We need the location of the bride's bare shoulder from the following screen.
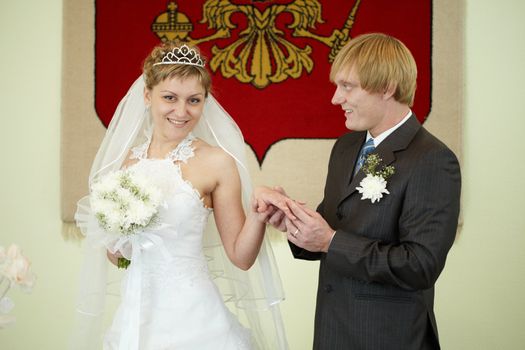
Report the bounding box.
[193,139,236,169]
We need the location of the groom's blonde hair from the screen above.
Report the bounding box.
[330,33,417,106]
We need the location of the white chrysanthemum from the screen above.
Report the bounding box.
[356,174,390,203]
[106,206,123,231]
[118,190,134,211]
[127,200,149,225]
[91,171,121,193]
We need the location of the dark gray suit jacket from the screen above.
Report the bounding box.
[291,116,461,350]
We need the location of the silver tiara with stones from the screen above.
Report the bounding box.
[153,44,205,67]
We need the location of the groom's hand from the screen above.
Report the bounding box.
[285,202,335,253]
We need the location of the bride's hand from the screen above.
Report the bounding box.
[106,249,123,266]
[251,199,279,223]
[252,186,297,223]
[253,186,294,219]
[265,207,287,232]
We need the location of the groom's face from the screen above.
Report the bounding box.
[331,66,389,137]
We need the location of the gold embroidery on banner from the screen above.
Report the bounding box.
[151,0,362,88]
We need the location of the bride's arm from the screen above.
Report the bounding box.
[211,152,291,270]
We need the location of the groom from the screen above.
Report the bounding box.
[264,33,461,349]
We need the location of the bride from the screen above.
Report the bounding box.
[71,42,290,349]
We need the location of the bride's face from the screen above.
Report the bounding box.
[145,75,206,141]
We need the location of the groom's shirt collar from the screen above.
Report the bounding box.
[366,110,412,147]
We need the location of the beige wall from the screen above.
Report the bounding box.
[0,0,524,349]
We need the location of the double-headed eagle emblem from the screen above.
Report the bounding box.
[152,0,362,88]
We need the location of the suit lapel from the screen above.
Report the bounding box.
[338,115,421,206]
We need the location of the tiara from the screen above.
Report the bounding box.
[153,44,205,67]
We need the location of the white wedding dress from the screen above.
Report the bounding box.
[103,133,253,350]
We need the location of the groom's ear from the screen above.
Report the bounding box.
[382,82,397,100]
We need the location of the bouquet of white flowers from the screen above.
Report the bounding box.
[90,169,163,268]
[0,244,36,329]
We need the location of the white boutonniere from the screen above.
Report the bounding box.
[356,154,395,203]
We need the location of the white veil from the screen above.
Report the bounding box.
[71,75,288,349]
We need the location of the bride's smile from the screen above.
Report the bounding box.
[145,75,205,142]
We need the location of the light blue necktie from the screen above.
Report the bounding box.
[353,138,375,176]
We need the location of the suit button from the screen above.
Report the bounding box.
[324,284,333,293]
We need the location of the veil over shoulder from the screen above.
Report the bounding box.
[71,75,288,349]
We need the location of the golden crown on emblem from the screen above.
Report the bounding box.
[151,1,192,42]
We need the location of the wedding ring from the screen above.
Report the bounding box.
[290,228,299,238]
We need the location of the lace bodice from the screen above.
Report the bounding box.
[126,133,206,206]
[130,132,196,163]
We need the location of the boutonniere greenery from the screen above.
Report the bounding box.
[356,154,395,203]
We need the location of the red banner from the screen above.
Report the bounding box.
[95,0,432,163]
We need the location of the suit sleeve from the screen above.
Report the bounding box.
[326,146,461,291]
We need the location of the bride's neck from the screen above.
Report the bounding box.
[149,132,190,158]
